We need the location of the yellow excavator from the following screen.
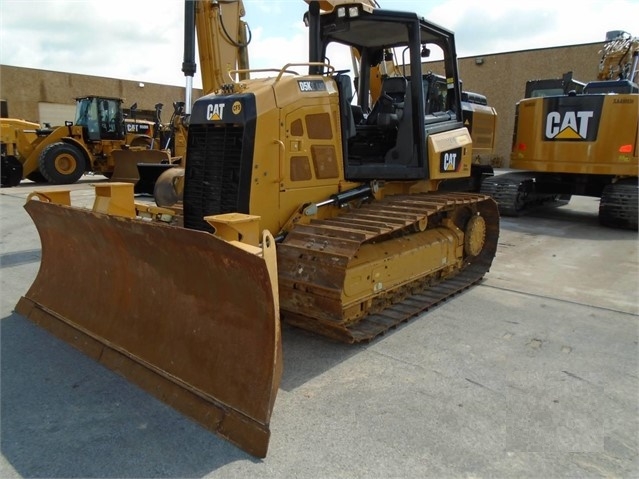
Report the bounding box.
[15,0,499,457]
[480,30,638,229]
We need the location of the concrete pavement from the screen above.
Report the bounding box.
[1,178,637,478]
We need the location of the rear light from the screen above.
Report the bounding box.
[518,143,527,151]
[619,144,633,153]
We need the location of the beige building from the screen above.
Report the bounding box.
[0,41,603,165]
[0,66,203,127]
[450,42,602,165]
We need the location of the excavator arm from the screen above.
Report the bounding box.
[597,30,639,82]
[193,0,251,93]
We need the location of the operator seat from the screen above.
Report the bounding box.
[366,77,407,126]
[334,74,356,139]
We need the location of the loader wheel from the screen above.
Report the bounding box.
[38,142,86,185]
[1,155,23,187]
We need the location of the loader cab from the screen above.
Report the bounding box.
[74,96,125,142]
[308,2,464,181]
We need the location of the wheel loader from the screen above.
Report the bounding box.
[480,31,638,229]
[15,1,499,458]
[131,100,189,198]
[0,95,167,187]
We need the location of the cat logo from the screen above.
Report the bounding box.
[126,123,150,133]
[542,96,603,141]
[207,103,225,121]
[439,147,462,173]
[545,111,594,140]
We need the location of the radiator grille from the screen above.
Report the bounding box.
[184,124,245,231]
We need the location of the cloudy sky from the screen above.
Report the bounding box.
[2,0,638,90]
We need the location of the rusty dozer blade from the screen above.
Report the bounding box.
[15,198,282,458]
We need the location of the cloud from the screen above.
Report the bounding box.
[1,0,638,89]
[247,23,308,72]
[246,0,285,15]
[428,0,639,57]
[1,0,185,86]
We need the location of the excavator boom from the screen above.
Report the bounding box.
[194,0,250,93]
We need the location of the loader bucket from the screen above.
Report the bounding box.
[110,149,171,187]
[136,162,178,196]
[15,198,282,458]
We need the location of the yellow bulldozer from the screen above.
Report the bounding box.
[15,0,500,457]
[480,30,638,230]
[0,95,170,187]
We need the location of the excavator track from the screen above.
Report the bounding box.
[480,173,569,216]
[479,175,526,216]
[599,179,639,230]
[277,192,499,343]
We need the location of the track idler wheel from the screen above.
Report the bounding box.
[464,213,487,257]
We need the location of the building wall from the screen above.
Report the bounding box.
[0,65,203,125]
[1,41,604,165]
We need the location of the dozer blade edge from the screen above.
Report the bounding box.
[15,199,282,458]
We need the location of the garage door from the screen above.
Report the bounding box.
[38,102,76,127]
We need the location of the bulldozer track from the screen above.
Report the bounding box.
[278,191,499,343]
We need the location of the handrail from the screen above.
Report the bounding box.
[227,62,335,83]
